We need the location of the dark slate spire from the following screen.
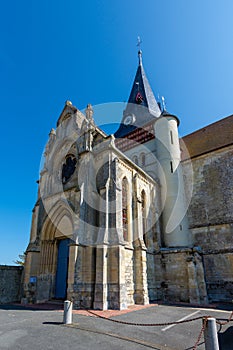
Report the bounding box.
[115,50,161,138]
[126,50,161,117]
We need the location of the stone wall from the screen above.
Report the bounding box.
[183,145,233,302]
[0,266,23,304]
[184,147,233,229]
[151,249,208,304]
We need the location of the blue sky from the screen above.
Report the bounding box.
[0,0,233,264]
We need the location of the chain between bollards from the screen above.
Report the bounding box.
[63,300,73,324]
[63,303,232,349]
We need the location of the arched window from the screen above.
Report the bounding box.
[133,155,138,165]
[141,153,146,166]
[122,177,129,241]
[141,190,147,246]
[62,155,77,184]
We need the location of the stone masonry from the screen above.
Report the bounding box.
[0,266,23,304]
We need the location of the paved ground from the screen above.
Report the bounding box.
[0,302,232,350]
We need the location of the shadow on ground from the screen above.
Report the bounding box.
[0,303,63,312]
[158,301,233,312]
[218,326,233,350]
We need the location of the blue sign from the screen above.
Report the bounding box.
[30,276,37,283]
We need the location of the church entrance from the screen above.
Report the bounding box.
[55,238,70,299]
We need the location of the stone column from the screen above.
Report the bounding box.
[107,245,128,310]
[94,181,109,310]
[67,243,78,299]
[134,240,149,305]
[81,245,96,308]
[133,174,149,305]
[93,245,108,310]
[118,245,128,309]
[30,205,39,242]
[194,252,208,304]
[187,256,200,303]
[96,186,109,244]
[145,206,157,301]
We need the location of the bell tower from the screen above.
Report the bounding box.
[114,48,208,304]
[115,50,192,248]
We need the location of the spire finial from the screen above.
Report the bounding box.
[137,36,142,50]
[85,103,94,122]
[137,36,143,65]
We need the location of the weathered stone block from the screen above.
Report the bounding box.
[0,266,23,304]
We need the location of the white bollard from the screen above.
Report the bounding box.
[63,300,73,324]
[204,317,219,350]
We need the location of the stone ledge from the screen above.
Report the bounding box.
[154,247,202,255]
[0,265,23,270]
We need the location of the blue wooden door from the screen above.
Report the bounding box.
[55,239,70,299]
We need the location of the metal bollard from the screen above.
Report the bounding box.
[204,317,219,350]
[63,300,73,324]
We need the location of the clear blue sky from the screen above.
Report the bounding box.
[1,0,233,265]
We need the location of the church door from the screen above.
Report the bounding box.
[55,238,70,299]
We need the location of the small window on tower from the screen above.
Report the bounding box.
[170,161,173,173]
[170,131,174,144]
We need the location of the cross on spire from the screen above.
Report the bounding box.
[137,36,142,50]
[137,36,143,65]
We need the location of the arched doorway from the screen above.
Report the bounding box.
[54,213,73,299]
[55,238,70,299]
[39,203,74,302]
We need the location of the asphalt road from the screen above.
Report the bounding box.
[0,303,232,350]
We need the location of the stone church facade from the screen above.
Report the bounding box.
[23,51,233,309]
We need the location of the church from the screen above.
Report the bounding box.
[23,50,233,309]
